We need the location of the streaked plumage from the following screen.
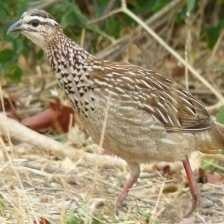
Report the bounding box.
[8,9,224,216]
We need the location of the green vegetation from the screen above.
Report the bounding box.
[216,106,224,124]
[0,194,6,216]
[1,0,224,81]
[64,212,83,224]
[63,211,105,224]
[202,159,224,173]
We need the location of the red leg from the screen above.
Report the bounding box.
[182,156,200,216]
[115,162,140,211]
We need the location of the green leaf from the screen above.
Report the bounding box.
[151,0,170,13]
[0,194,5,216]
[216,106,224,124]
[131,0,170,14]
[7,65,23,82]
[206,26,220,48]
[60,2,88,28]
[94,0,110,16]
[0,3,8,21]
[36,49,44,60]
[65,213,83,224]
[205,20,224,48]
[61,10,76,27]
[104,18,122,38]
[0,49,15,63]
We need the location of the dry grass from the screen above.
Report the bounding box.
[0,137,224,224]
[1,1,224,223]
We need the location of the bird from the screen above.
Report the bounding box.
[8,9,224,216]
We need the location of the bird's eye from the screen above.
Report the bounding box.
[30,19,40,27]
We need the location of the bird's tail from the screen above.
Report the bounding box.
[195,121,224,154]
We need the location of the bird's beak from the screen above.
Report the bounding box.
[7,20,24,34]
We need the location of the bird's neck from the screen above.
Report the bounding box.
[45,31,97,115]
[46,31,92,75]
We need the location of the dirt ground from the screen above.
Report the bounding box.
[0,136,224,224]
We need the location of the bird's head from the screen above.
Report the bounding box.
[7,9,61,49]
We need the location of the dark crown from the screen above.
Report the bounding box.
[22,9,52,19]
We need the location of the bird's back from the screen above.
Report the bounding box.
[45,31,217,162]
[86,60,211,131]
[70,60,215,162]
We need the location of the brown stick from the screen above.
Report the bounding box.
[0,113,126,167]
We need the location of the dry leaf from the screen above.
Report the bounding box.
[198,168,224,184]
[22,99,74,133]
[33,217,50,224]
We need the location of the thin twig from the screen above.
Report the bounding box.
[88,8,122,25]
[184,15,193,91]
[80,29,86,48]
[99,94,111,148]
[28,0,62,9]
[202,153,224,162]
[96,0,183,59]
[150,181,165,224]
[103,0,117,15]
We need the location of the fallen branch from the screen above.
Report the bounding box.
[0,113,126,167]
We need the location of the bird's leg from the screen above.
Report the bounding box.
[115,162,140,211]
[182,156,200,216]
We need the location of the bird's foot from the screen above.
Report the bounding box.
[183,157,200,217]
[115,162,140,215]
[115,190,128,215]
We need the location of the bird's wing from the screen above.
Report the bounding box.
[89,60,211,132]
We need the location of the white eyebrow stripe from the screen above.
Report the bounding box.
[23,15,57,26]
